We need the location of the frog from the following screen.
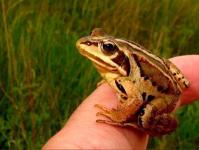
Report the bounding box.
[76,28,189,136]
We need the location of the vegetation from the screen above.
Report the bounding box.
[0,0,199,149]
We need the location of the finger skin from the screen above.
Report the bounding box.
[43,84,148,149]
[43,55,199,149]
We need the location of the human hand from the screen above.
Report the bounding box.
[43,55,199,150]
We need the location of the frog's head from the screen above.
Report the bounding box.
[76,28,130,77]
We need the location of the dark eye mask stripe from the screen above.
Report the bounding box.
[112,52,130,75]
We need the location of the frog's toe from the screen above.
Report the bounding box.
[96,119,122,126]
[94,104,112,113]
[96,119,140,130]
[96,111,110,117]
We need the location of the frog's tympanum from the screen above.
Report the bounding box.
[76,28,189,136]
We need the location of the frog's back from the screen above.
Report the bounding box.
[115,39,182,95]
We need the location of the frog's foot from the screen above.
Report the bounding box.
[95,104,114,118]
[95,104,144,131]
[95,104,128,123]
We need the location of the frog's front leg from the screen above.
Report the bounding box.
[138,97,178,136]
[95,77,143,124]
[97,79,106,87]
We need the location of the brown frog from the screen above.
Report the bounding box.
[76,28,189,136]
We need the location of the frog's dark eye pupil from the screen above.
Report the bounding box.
[102,42,117,54]
[103,43,114,51]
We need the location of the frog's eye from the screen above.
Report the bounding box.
[101,41,118,55]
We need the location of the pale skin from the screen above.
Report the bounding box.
[43,55,199,150]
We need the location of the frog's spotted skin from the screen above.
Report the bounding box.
[76,28,189,136]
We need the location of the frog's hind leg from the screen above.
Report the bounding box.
[138,97,178,136]
[146,113,177,136]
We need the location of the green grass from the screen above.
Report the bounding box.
[0,0,199,149]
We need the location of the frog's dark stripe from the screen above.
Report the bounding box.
[184,81,189,88]
[138,117,143,127]
[142,93,155,102]
[147,95,155,101]
[157,86,164,91]
[121,95,128,100]
[132,54,144,77]
[112,51,126,65]
[152,81,156,86]
[112,51,130,75]
[137,108,145,127]
[115,80,127,94]
[142,92,146,101]
[123,58,130,75]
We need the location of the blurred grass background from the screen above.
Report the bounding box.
[0,0,199,149]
